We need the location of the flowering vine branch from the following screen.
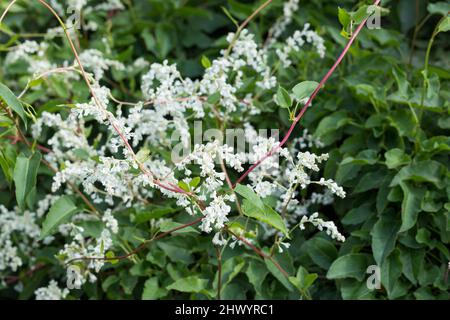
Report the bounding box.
[233,0,382,187]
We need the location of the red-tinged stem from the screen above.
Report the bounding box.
[5,263,46,285]
[5,135,52,153]
[233,0,381,188]
[65,216,204,265]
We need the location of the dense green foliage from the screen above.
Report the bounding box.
[0,0,448,300]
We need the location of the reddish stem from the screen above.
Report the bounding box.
[233,0,381,187]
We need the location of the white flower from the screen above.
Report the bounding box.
[78,49,125,81]
[200,193,233,233]
[300,212,345,242]
[317,178,346,198]
[35,280,69,300]
[102,210,119,234]
[266,0,300,45]
[276,24,326,68]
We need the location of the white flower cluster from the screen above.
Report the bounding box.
[201,193,234,233]
[266,0,300,46]
[317,178,346,198]
[35,280,69,300]
[57,211,118,289]
[300,212,345,242]
[5,40,55,76]
[276,23,326,67]
[2,17,338,293]
[0,201,49,274]
[0,196,59,287]
[78,49,125,81]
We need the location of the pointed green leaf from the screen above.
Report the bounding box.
[326,253,369,281]
[292,81,319,101]
[166,276,208,293]
[0,82,27,128]
[371,216,400,265]
[275,86,292,109]
[40,196,80,239]
[398,182,425,232]
[242,199,289,237]
[13,152,41,210]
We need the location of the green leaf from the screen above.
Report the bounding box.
[289,266,318,292]
[0,82,27,128]
[437,16,450,33]
[221,6,239,29]
[399,248,424,285]
[275,86,292,109]
[384,148,410,169]
[305,237,338,269]
[264,256,293,291]
[142,278,167,300]
[13,152,41,210]
[427,2,450,16]
[352,5,370,24]
[158,220,199,235]
[207,92,221,104]
[380,250,403,299]
[166,276,208,293]
[178,180,190,192]
[353,169,386,193]
[314,110,350,143]
[398,182,426,233]
[388,108,417,137]
[245,261,268,297]
[390,160,446,189]
[0,149,13,185]
[201,55,211,68]
[105,251,119,264]
[241,199,289,237]
[189,177,201,189]
[338,7,351,38]
[371,216,400,265]
[340,279,375,300]
[342,203,373,225]
[135,148,150,163]
[326,253,369,281]
[234,184,264,209]
[292,81,319,101]
[40,196,80,239]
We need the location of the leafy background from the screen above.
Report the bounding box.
[0,0,449,299]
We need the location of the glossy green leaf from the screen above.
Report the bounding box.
[398,182,425,233]
[40,196,80,239]
[326,253,369,281]
[241,199,289,237]
[371,216,400,265]
[291,81,319,101]
[166,276,208,293]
